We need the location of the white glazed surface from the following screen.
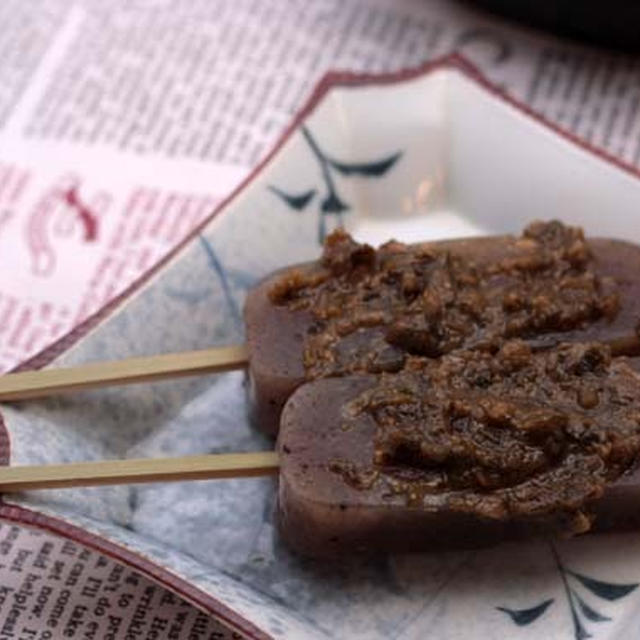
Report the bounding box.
[3,66,640,639]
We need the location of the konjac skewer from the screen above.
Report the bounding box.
[246,221,640,434]
[277,341,640,556]
[3,221,640,557]
[2,340,640,559]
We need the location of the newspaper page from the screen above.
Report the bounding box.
[0,522,240,640]
[1,0,639,636]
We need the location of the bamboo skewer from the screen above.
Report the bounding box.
[0,334,638,404]
[0,452,279,492]
[0,344,249,402]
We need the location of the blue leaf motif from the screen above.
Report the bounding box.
[268,186,316,210]
[572,591,611,622]
[568,571,639,601]
[198,235,242,329]
[570,605,592,640]
[321,192,349,214]
[496,599,554,626]
[327,151,402,176]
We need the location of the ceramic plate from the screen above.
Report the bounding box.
[3,55,640,640]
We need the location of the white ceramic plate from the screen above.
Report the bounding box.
[3,55,640,640]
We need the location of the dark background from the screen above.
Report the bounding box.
[469,1,640,52]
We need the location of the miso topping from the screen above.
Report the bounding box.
[269,222,621,381]
[335,342,640,528]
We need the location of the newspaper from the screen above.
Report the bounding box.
[1,0,639,636]
[0,522,239,640]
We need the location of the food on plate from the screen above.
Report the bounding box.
[245,221,640,435]
[277,341,640,555]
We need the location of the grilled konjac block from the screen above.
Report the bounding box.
[245,222,640,435]
[277,343,640,556]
